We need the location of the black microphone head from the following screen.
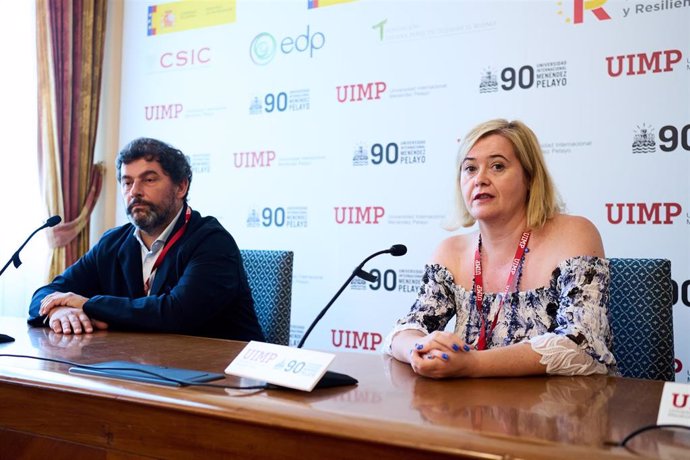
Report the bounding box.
[390,244,407,256]
[46,215,62,227]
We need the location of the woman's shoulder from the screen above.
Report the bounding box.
[430,232,475,266]
[542,213,605,259]
[427,232,477,287]
[549,213,597,230]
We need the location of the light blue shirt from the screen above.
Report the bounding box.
[134,206,183,295]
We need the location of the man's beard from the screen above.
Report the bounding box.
[127,198,177,234]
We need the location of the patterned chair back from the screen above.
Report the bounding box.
[241,250,293,345]
[608,258,674,381]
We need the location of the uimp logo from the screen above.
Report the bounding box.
[557,0,611,24]
[336,82,387,103]
[249,26,325,65]
[233,150,275,168]
[144,103,183,121]
[331,329,383,351]
[606,49,683,77]
[672,392,690,409]
[605,202,682,224]
[334,206,385,224]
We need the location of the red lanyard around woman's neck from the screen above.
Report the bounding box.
[473,231,531,350]
[144,206,192,295]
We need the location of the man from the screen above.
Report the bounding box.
[28,138,265,342]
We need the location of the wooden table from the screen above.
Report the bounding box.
[0,317,687,459]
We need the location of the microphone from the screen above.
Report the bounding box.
[0,215,61,278]
[0,215,60,343]
[294,244,407,389]
[298,244,408,349]
[45,215,62,227]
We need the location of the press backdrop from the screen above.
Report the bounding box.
[116,0,690,380]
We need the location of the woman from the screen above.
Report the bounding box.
[385,119,616,378]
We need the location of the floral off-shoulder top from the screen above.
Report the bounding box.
[384,256,618,375]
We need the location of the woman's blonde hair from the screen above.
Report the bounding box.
[447,119,562,230]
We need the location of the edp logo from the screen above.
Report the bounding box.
[250,25,325,65]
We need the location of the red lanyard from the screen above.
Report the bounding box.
[144,206,192,295]
[473,231,530,350]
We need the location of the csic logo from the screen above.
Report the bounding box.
[233,150,275,168]
[249,26,325,65]
[334,206,385,224]
[557,0,611,24]
[336,82,387,103]
[331,329,383,351]
[159,47,210,68]
[606,49,683,77]
[479,61,567,94]
[144,104,183,121]
[632,123,690,154]
[605,202,682,224]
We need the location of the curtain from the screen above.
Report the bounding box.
[36,0,107,280]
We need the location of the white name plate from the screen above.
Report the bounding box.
[225,341,335,392]
[657,382,690,427]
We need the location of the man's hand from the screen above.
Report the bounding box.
[39,292,89,316]
[46,306,108,335]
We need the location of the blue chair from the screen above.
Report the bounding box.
[608,258,674,381]
[240,250,293,346]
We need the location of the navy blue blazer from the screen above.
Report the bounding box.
[28,207,265,342]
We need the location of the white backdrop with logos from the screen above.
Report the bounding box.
[116,0,690,380]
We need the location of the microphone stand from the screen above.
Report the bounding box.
[295,245,407,389]
[297,248,392,349]
[0,224,49,277]
[0,216,61,343]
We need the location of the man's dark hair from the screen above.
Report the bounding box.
[116,137,193,201]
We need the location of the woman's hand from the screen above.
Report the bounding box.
[409,331,475,378]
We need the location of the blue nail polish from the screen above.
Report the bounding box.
[452,343,460,352]
[463,344,471,352]
[415,343,423,350]
[442,353,449,360]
